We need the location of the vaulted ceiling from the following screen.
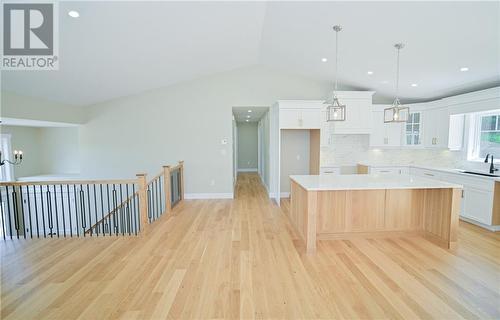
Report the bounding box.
[2,1,499,106]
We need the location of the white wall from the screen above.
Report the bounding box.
[0,125,80,178]
[1,91,86,124]
[39,127,80,174]
[80,65,331,195]
[259,110,271,189]
[280,129,310,194]
[0,125,41,178]
[237,122,258,170]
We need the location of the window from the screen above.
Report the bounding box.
[468,111,500,161]
[405,112,421,145]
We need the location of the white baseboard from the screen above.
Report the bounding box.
[237,168,258,172]
[184,193,234,200]
[460,216,500,232]
[280,192,290,198]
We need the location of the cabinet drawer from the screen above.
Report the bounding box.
[371,167,401,175]
[409,167,442,180]
[320,167,341,175]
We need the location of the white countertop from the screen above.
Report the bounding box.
[290,174,462,191]
[357,162,500,182]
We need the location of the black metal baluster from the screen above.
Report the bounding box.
[66,185,73,237]
[159,176,164,215]
[5,186,12,239]
[52,185,60,238]
[12,187,20,239]
[171,173,175,204]
[132,184,137,235]
[126,184,131,235]
[59,185,66,237]
[39,185,46,238]
[19,186,26,239]
[92,185,98,236]
[119,184,124,236]
[73,185,79,237]
[147,186,152,223]
[107,184,111,236]
[0,187,6,240]
[86,185,92,236]
[80,186,86,237]
[100,184,104,236]
[155,179,159,219]
[25,186,33,238]
[112,185,118,235]
[46,187,53,237]
[33,185,39,238]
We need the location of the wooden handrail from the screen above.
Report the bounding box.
[85,191,139,234]
[0,178,138,187]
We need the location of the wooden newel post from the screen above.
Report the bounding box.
[136,173,148,233]
[178,161,184,201]
[163,165,172,213]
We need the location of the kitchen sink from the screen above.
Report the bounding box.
[462,171,500,178]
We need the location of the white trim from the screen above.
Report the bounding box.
[238,168,258,172]
[280,192,290,198]
[460,216,500,232]
[184,193,234,200]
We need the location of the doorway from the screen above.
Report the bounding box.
[231,107,270,195]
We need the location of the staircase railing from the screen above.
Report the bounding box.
[0,162,185,240]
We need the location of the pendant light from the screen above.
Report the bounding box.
[325,25,346,122]
[384,43,409,123]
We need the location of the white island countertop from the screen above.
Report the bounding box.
[290,174,462,191]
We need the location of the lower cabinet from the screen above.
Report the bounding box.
[462,187,493,225]
[410,167,497,228]
[320,166,341,175]
[360,165,409,175]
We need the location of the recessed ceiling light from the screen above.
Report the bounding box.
[245,119,249,122]
[460,67,469,72]
[247,110,252,113]
[321,58,328,62]
[246,115,250,118]
[367,71,374,75]
[68,10,79,18]
[411,83,418,87]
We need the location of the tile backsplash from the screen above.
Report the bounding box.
[320,134,491,172]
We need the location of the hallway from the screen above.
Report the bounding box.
[1,173,499,319]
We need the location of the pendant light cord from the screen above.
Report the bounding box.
[334,29,339,92]
[395,46,400,100]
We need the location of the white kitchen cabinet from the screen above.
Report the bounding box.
[330,91,375,134]
[370,110,403,147]
[423,107,449,148]
[320,166,341,175]
[448,114,465,150]
[320,111,331,146]
[279,107,322,129]
[360,164,409,175]
[462,187,493,225]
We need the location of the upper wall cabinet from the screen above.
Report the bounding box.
[370,109,403,147]
[329,91,375,134]
[422,106,450,149]
[277,100,323,129]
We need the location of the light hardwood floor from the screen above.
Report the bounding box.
[1,173,499,319]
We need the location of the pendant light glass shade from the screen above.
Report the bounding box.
[384,98,409,123]
[384,43,409,123]
[325,94,346,121]
[325,25,346,122]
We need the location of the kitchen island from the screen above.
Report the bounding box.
[289,174,462,253]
